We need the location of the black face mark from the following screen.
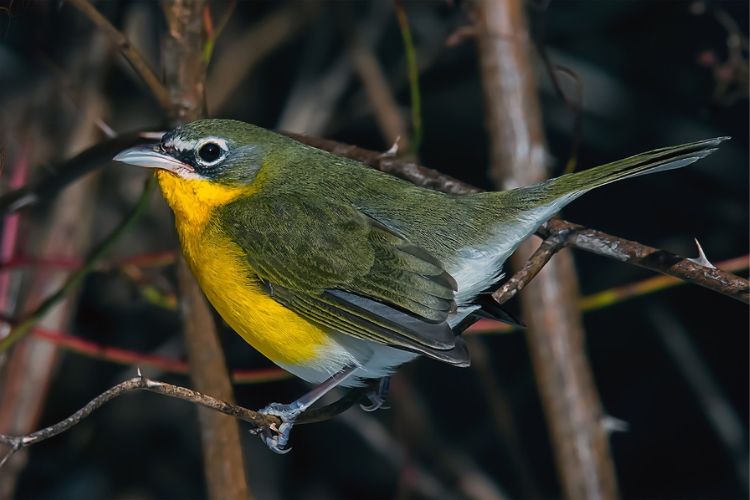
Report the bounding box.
[198,142,222,163]
[159,130,231,179]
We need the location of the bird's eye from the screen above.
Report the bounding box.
[197,142,223,164]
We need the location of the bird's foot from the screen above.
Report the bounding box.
[256,401,304,454]
[360,376,391,412]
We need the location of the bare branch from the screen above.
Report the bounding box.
[492,231,568,305]
[0,375,367,470]
[288,133,749,305]
[541,219,749,304]
[65,0,172,111]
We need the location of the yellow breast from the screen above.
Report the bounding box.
[156,171,330,365]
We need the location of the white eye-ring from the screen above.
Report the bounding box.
[195,137,229,167]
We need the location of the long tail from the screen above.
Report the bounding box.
[449,137,727,304]
[529,136,728,206]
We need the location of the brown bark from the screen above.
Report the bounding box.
[470,1,619,499]
[161,1,250,498]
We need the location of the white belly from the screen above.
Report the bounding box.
[274,333,419,387]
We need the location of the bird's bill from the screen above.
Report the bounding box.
[113,145,195,175]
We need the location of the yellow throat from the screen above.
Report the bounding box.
[155,170,330,365]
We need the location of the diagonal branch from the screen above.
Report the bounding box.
[288,133,749,305]
[0,374,367,470]
[65,0,172,111]
[540,219,749,303]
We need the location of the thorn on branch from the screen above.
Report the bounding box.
[689,238,716,268]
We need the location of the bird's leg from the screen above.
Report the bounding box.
[360,376,391,412]
[257,365,358,453]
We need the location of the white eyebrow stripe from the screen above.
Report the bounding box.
[166,136,197,152]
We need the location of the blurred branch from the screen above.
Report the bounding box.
[0,132,149,215]
[19,252,746,373]
[160,1,250,498]
[201,0,236,64]
[0,37,114,498]
[0,374,367,470]
[469,0,618,497]
[650,306,749,493]
[390,375,511,499]
[579,254,749,310]
[0,250,176,273]
[0,177,156,354]
[394,1,422,153]
[350,36,408,149]
[276,1,388,135]
[208,3,318,113]
[29,327,290,384]
[692,2,749,105]
[533,7,584,174]
[65,0,172,111]
[287,133,749,304]
[462,337,540,497]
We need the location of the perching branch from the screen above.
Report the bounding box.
[0,130,743,358]
[0,374,368,470]
[491,228,568,305]
[288,133,749,305]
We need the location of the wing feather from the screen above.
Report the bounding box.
[219,193,468,365]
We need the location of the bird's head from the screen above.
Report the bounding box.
[114,119,282,185]
[114,119,285,225]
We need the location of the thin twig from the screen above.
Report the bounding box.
[0,375,366,470]
[492,230,568,305]
[541,219,749,304]
[65,0,172,111]
[579,254,749,310]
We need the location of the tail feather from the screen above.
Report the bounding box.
[540,136,728,203]
[451,137,727,304]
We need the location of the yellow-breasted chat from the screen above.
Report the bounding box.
[114,119,725,453]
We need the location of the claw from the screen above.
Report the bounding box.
[360,393,388,412]
[257,401,304,454]
[360,377,391,412]
[252,366,359,453]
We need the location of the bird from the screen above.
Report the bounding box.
[114,119,725,452]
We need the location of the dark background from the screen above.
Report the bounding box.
[0,1,747,499]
